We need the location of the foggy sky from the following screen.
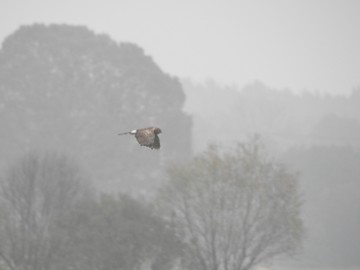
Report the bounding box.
[0,0,359,96]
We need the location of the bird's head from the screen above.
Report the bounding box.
[154,127,162,134]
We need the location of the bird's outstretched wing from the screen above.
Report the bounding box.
[118,131,130,136]
[135,128,156,148]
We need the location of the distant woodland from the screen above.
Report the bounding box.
[0,24,359,269]
[182,79,360,268]
[182,79,360,152]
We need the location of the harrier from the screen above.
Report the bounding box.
[118,127,162,149]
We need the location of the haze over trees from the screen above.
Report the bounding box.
[182,79,360,152]
[157,139,303,270]
[182,79,360,269]
[0,152,88,270]
[59,193,182,270]
[0,24,191,194]
[0,23,194,268]
[282,146,360,268]
[0,152,182,270]
[1,22,357,270]
[0,140,302,270]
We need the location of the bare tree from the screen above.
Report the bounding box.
[0,152,88,270]
[157,138,304,270]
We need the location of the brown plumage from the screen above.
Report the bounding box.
[118,127,162,149]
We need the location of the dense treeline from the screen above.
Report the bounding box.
[182,79,360,152]
[0,24,191,195]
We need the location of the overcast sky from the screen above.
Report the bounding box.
[1,0,359,95]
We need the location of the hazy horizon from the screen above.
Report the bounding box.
[1,0,359,96]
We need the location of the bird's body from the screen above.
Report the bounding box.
[118,127,162,149]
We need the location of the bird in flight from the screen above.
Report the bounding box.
[118,127,162,149]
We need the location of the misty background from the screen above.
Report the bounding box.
[1,0,360,96]
[0,1,359,270]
